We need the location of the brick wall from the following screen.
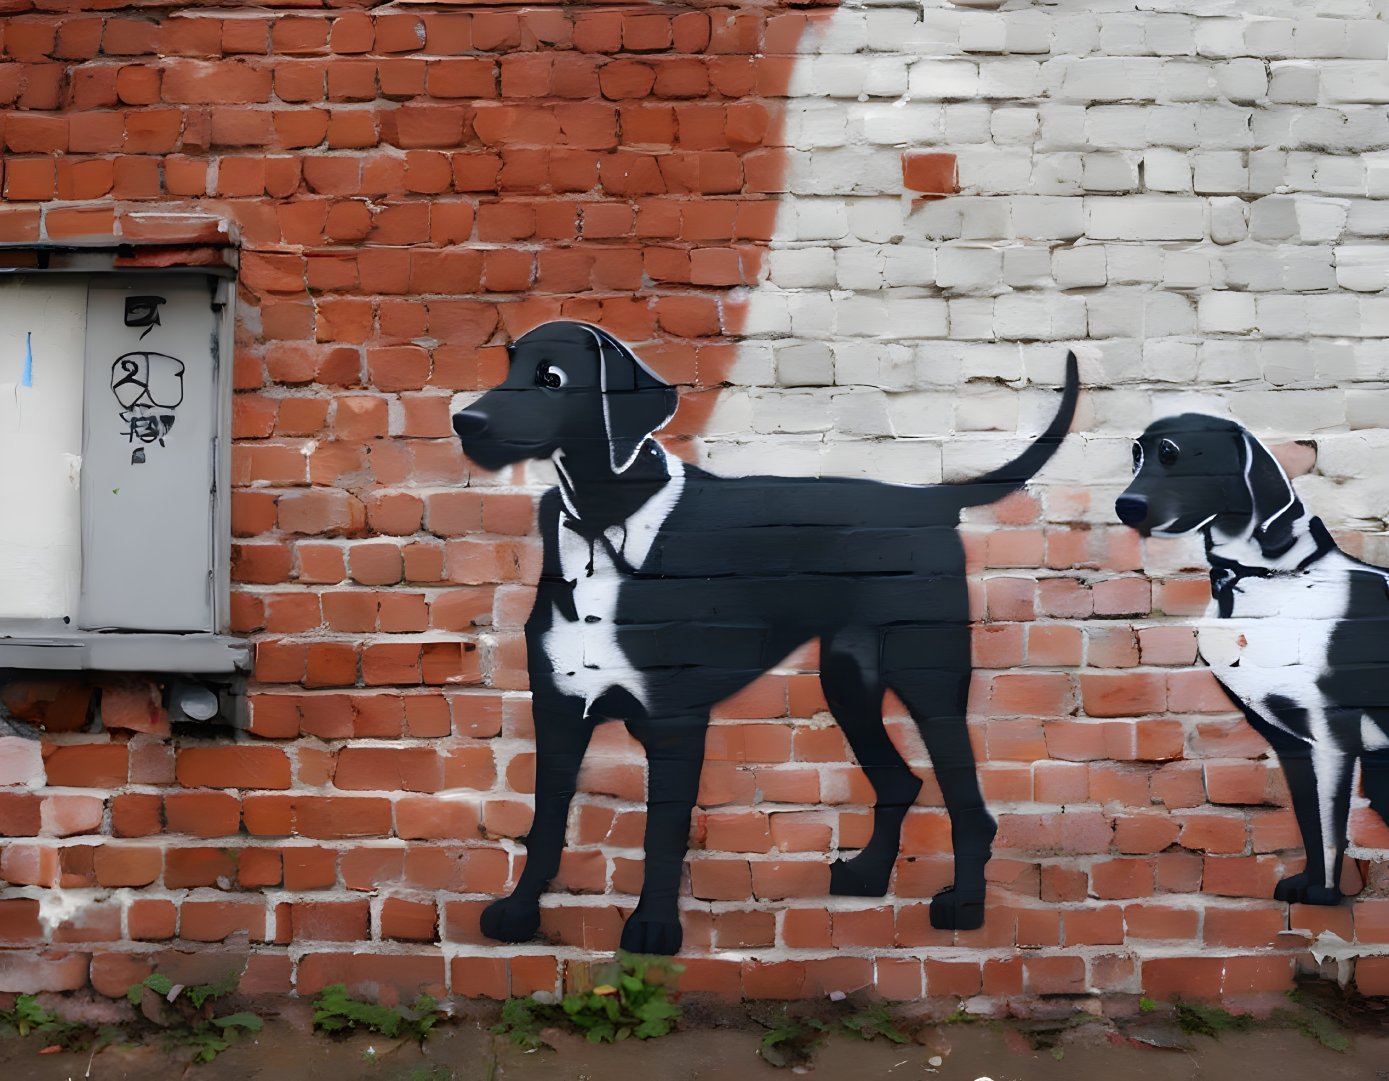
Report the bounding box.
[2,0,1389,1009]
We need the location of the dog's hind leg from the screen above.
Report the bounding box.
[1235,696,1348,905]
[823,629,921,897]
[480,695,593,943]
[620,713,709,956]
[886,623,995,931]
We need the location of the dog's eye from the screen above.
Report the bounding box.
[1131,443,1143,473]
[537,364,568,389]
[1158,438,1179,466]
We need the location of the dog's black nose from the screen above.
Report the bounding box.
[452,410,489,438]
[1115,494,1148,526]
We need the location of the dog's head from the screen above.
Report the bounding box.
[1115,413,1302,555]
[452,321,678,473]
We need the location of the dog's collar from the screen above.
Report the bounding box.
[1207,515,1335,617]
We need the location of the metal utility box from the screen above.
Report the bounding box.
[0,268,243,674]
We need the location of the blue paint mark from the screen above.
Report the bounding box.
[20,331,32,388]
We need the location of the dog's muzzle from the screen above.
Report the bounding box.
[1115,493,1148,527]
[452,410,489,438]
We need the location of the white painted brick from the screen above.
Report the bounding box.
[1192,18,1245,60]
[1002,246,1053,289]
[1141,148,1191,192]
[1245,19,1296,59]
[835,296,950,339]
[956,388,1019,431]
[1031,153,1084,195]
[1268,61,1319,104]
[785,103,848,149]
[956,147,1034,193]
[804,7,867,54]
[792,199,850,241]
[1086,196,1206,241]
[886,391,954,438]
[768,247,836,289]
[959,342,1024,381]
[1314,156,1365,196]
[1253,295,1309,339]
[1142,340,1200,382]
[1343,19,1389,60]
[787,291,835,339]
[883,244,938,287]
[1050,14,1100,57]
[1082,152,1139,192]
[1052,245,1107,288]
[725,341,775,386]
[943,102,993,144]
[1291,18,1347,60]
[1011,197,1086,240]
[1196,340,1261,383]
[702,387,754,435]
[857,103,943,146]
[775,341,835,387]
[834,246,886,291]
[1198,291,1257,334]
[1056,58,1164,102]
[1249,196,1300,242]
[1334,246,1389,292]
[935,244,1005,293]
[1104,245,1163,285]
[821,438,942,486]
[959,14,1007,54]
[848,198,907,244]
[1231,389,1345,433]
[990,107,1039,145]
[749,388,834,434]
[1296,197,1350,242]
[1038,104,1089,151]
[1161,249,1211,289]
[833,342,917,391]
[958,198,1012,240]
[907,59,979,100]
[739,291,792,337]
[1282,248,1336,291]
[1151,13,1198,54]
[1206,197,1247,246]
[1215,58,1268,103]
[1192,151,1248,194]
[1003,11,1058,55]
[1305,294,1361,336]
[977,59,1044,98]
[1145,105,1200,148]
[1196,105,1255,150]
[863,59,910,98]
[829,388,893,435]
[1098,14,1147,56]
[1248,149,1288,195]
[1162,61,1216,103]
[1365,154,1389,198]
[946,298,996,340]
[1346,200,1389,238]
[993,293,1087,340]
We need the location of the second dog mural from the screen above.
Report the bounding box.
[452,320,1079,955]
[1118,415,1389,907]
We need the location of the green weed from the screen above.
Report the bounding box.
[126,973,264,1063]
[312,984,447,1042]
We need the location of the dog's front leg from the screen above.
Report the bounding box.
[620,713,709,956]
[480,693,593,943]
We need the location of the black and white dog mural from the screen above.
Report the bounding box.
[1118,415,1389,906]
[453,320,1079,954]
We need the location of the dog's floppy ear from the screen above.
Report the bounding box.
[1240,430,1302,557]
[591,328,678,473]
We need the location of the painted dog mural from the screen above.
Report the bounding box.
[452,320,1079,955]
[1117,415,1389,906]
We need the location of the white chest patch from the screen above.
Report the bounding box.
[1196,556,1350,741]
[543,453,685,713]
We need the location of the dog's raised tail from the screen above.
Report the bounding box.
[946,350,1080,511]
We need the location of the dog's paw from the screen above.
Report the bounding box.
[479,896,541,943]
[929,887,986,931]
[829,855,892,897]
[619,913,683,956]
[1275,875,1342,906]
